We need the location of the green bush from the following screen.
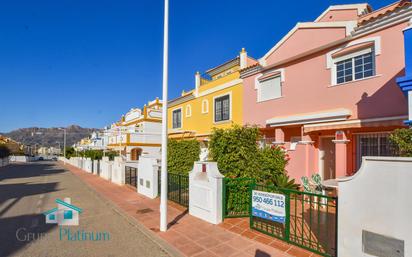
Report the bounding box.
[0,144,11,158]
[209,125,261,178]
[168,139,200,174]
[389,128,412,157]
[209,125,292,186]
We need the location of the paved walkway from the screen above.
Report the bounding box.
[62,162,319,257]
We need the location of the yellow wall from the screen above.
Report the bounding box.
[168,71,243,138]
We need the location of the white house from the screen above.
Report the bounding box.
[106,98,162,161]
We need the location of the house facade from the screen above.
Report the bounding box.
[107,98,162,161]
[168,49,257,145]
[241,1,411,181]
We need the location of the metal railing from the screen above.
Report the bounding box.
[158,172,189,207]
[125,166,137,188]
[250,183,337,257]
[222,177,255,218]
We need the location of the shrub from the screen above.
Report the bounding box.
[209,125,292,186]
[259,145,289,184]
[0,144,11,158]
[389,128,412,157]
[168,139,200,174]
[209,125,261,178]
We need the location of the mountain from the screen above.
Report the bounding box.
[1,125,99,148]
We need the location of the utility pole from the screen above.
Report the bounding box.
[160,0,169,232]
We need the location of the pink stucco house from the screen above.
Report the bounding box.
[241,1,411,182]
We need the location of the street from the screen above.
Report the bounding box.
[0,162,172,257]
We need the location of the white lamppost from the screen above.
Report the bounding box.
[59,128,67,164]
[160,0,169,232]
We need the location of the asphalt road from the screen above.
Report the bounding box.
[0,162,172,257]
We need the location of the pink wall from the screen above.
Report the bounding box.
[265,27,346,65]
[285,142,318,182]
[243,22,409,127]
[317,9,360,22]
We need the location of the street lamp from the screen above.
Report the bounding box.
[59,128,67,164]
[160,0,169,232]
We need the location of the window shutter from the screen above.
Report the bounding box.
[258,76,281,102]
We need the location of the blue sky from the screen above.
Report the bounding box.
[0,0,394,132]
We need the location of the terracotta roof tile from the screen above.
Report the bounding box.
[358,0,411,25]
[239,63,261,73]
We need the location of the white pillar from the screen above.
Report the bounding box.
[240,48,247,69]
[160,0,169,232]
[189,161,224,224]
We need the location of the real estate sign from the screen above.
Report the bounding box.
[251,190,286,224]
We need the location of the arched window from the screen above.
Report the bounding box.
[201,100,209,114]
[186,105,192,117]
[131,148,143,161]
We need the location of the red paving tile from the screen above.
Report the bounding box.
[62,162,317,257]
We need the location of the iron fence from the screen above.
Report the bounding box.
[158,171,189,207]
[222,177,255,218]
[125,166,137,188]
[250,183,337,257]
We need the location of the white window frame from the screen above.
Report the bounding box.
[171,107,183,129]
[213,92,232,124]
[201,99,209,114]
[185,104,192,117]
[255,69,285,103]
[332,48,376,85]
[327,37,381,86]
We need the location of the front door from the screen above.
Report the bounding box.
[320,137,336,180]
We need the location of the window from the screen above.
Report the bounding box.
[335,50,375,85]
[201,100,209,114]
[185,105,192,117]
[49,214,56,220]
[172,109,182,129]
[64,210,73,220]
[257,76,282,102]
[214,95,230,122]
[356,133,398,169]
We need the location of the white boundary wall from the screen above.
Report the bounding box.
[100,157,112,181]
[0,157,9,167]
[84,158,92,173]
[111,157,125,185]
[137,157,158,198]
[338,156,412,257]
[189,161,224,224]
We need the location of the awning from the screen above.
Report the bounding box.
[266,108,352,127]
[303,115,408,133]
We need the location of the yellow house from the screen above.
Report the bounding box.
[168,49,257,142]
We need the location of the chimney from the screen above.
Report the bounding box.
[240,48,247,69]
[195,71,200,97]
[64,197,71,204]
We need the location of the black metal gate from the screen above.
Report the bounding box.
[125,166,137,188]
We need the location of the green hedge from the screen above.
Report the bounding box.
[209,125,294,187]
[168,139,200,174]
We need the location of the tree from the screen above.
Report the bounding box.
[0,144,11,158]
[389,128,412,157]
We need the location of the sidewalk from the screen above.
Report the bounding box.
[63,162,319,257]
